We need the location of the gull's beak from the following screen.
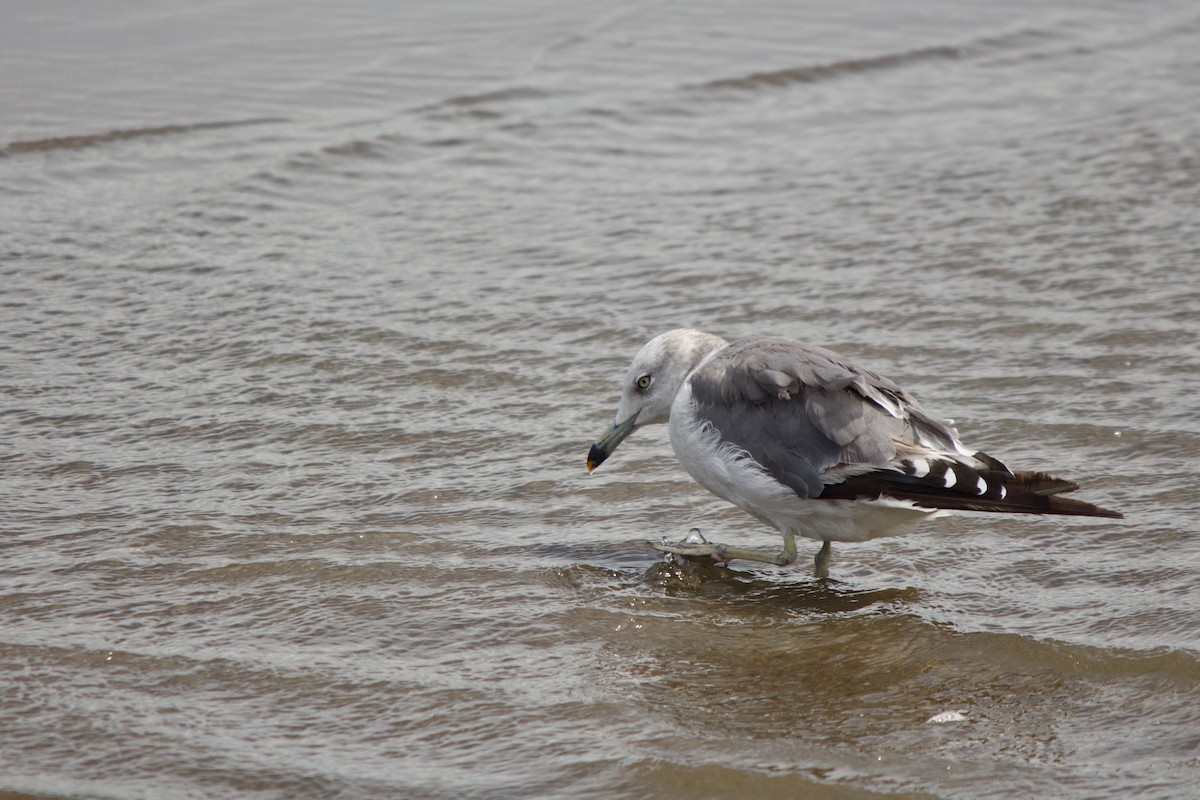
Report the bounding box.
[586,413,638,472]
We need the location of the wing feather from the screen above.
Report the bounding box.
[688,335,1123,519]
[689,336,965,498]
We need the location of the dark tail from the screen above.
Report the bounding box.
[822,452,1124,519]
[993,469,1124,519]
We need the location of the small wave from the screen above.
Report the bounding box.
[696,24,1093,93]
[699,45,963,90]
[443,87,550,107]
[412,86,552,120]
[3,117,287,155]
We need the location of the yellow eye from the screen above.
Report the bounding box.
[636,374,652,390]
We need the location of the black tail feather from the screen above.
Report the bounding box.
[820,454,1123,519]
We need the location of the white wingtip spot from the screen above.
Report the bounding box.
[910,459,930,478]
[998,485,1007,500]
[942,468,957,489]
[975,476,988,495]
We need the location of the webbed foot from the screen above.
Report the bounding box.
[647,528,727,564]
[646,528,799,567]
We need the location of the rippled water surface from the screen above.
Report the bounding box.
[3,1,1199,798]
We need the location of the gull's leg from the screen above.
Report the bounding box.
[649,529,798,567]
[814,540,832,579]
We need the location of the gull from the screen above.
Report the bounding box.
[586,329,1122,577]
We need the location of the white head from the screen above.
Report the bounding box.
[586,329,727,472]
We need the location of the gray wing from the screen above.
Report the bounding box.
[687,336,965,499]
[688,336,1123,518]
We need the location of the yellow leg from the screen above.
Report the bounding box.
[814,540,832,579]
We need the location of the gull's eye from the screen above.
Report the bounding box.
[636,374,652,390]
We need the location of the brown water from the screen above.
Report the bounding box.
[3,1,1199,798]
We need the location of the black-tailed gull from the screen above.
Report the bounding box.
[586,329,1122,577]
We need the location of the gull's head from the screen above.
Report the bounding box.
[586,329,727,472]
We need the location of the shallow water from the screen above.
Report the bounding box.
[2,1,1199,798]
